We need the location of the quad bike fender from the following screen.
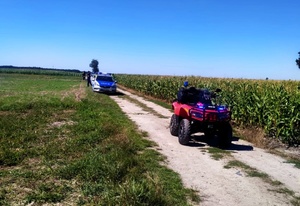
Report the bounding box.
[172,102,191,119]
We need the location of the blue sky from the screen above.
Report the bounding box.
[1,0,300,80]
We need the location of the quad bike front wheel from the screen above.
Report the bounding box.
[170,114,179,136]
[178,119,191,145]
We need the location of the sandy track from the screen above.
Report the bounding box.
[110,88,300,206]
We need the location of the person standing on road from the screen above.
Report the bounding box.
[177,81,189,103]
[87,71,92,87]
[82,71,86,80]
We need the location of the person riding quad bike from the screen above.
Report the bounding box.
[170,81,232,148]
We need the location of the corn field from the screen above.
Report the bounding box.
[114,74,300,146]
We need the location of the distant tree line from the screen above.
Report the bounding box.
[0,65,81,73]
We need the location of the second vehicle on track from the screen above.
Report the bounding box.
[91,72,117,93]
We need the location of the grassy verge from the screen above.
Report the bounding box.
[0,73,199,205]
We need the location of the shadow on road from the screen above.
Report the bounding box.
[93,91,125,96]
[105,91,125,96]
[228,135,254,151]
[227,143,253,151]
[187,141,206,147]
[191,134,253,151]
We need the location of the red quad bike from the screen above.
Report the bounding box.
[170,86,232,148]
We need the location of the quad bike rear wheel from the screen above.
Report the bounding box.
[218,122,232,149]
[178,119,191,145]
[170,114,179,136]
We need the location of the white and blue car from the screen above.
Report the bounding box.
[91,72,117,93]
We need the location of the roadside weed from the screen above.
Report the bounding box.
[204,147,232,160]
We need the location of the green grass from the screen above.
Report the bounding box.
[286,159,300,169]
[224,160,285,186]
[0,68,81,76]
[224,160,274,181]
[149,99,173,112]
[119,94,169,118]
[268,149,300,170]
[0,73,199,205]
[118,84,173,112]
[224,160,252,170]
[203,147,231,160]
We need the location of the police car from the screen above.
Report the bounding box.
[91,72,117,93]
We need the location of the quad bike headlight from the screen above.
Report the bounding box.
[191,111,203,118]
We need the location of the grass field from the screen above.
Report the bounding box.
[0,73,198,205]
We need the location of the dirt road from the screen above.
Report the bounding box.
[110,88,300,206]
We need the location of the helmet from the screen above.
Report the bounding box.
[183,81,189,87]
